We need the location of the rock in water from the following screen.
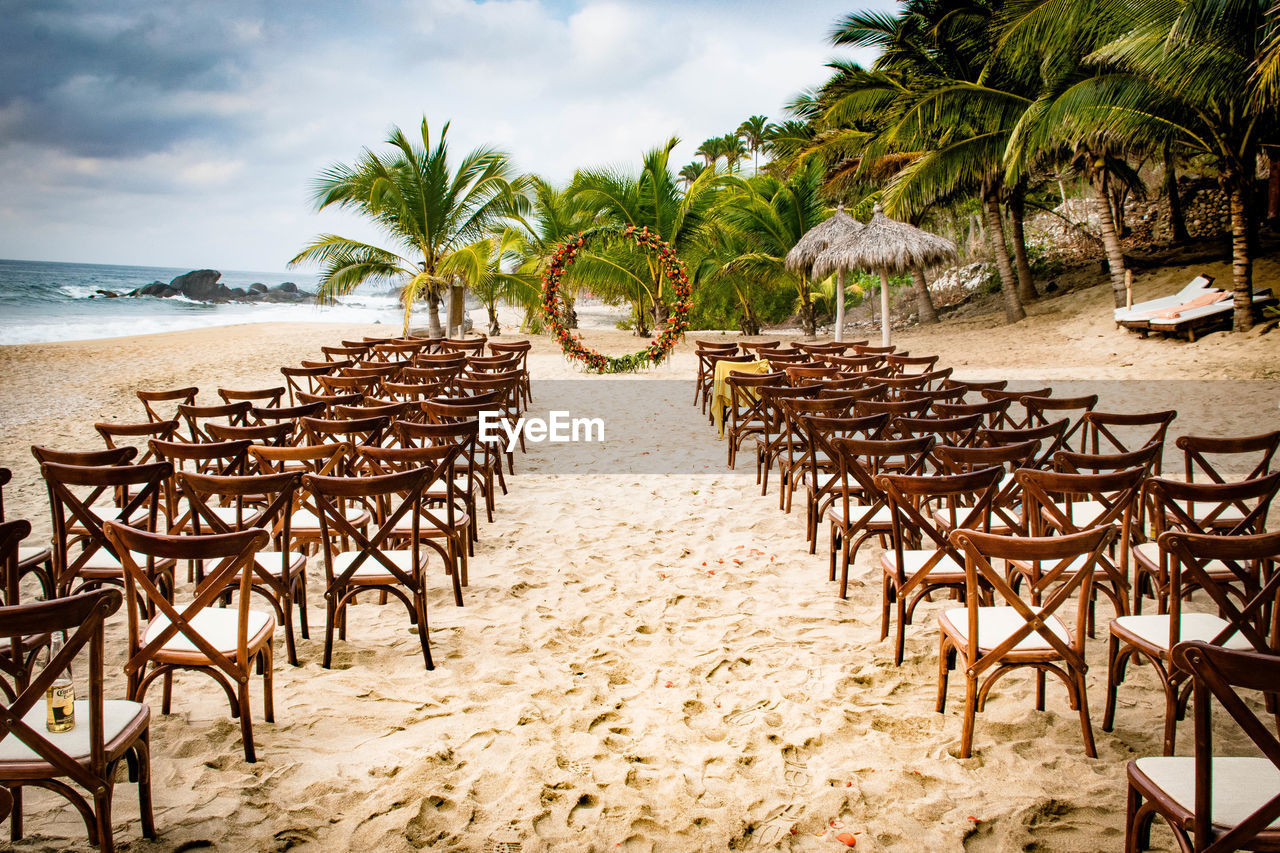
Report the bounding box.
[96,289,119,298]
[248,283,268,294]
[276,281,298,293]
[169,269,223,301]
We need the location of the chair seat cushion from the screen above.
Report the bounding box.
[17,546,50,566]
[1110,613,1252,653]
[1045,499,1112,527]
[331,549,425,579]
[825,503,892,526]
[78,549,167,571]
[939,605,1071,653]
[143,608,275,655]
[0,700,149,763]
[1132,756,1280,829]
[289,507,370,530]
[1133,541,1230,575]
[880,549,964,581]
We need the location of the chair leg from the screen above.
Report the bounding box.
[880,577,893,641]
[237,680,257,763]
[1075,670,1097,758]
[9,786,21,842]
[323,593,337,669]
[893,595,907,666]
[136,735,156,839]
[161,670,173,715]
[936,636,952,713]
[262,643,275,723]
[1103,634,1122,732]
[415,587,434,671]
[960,673,978,758]
[1124,782,1141,853]
[1035,668,1046,712]
[94,785,115,853]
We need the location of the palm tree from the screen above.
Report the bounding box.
[571,138,722,336]
[504,176,596,330]
[695,137,723,169]
[290,119,522,336]
[713,160,831,336]
[737,115,769,171]
[439,227,539,336]
[678,161,707,188]
[720,133,749,173]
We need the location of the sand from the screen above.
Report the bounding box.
[0,256,1277,852]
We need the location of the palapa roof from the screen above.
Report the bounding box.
[784,205,864,274]
[812,204,958,278]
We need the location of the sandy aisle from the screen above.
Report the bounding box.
[0,268,1277,851]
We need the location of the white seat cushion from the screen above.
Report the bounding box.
[0,700,148,762]
[881,548,964,577]
[1134,756,1280,829]
[17,545,49,563]
[289,507,368,530]
[826,503,892,525]
[143,608,274,655]
[1046,499,1113,526]
[331,549,422,579]
[79,549,162,571]
[1133,541,1229,574]
[1111,613,1252,651]
[939,605,1071,652]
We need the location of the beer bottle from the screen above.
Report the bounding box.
[45,637,75,733]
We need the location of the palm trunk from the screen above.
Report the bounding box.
[563,294,578,330]
[1267,150,1280,225]
[910,267,938,324]
[425,291,443,338]
[1008,189,1038,302]
[983,188,1026,323]
[1092,172,1129,309]
[1164,144,1189,243]
[1229,185,1254,332]
[487,305,501,336]
[634,295,651,337]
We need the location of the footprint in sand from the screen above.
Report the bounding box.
[722,699,779,726]
[781,747,811,789]
[749,803,804,848]
[483,820,523,853]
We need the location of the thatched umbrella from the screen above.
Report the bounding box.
[784,204,863,341]
[813,204,958,347]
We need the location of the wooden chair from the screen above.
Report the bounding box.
[931,441,1040,537]
[795,412,889,553]
[939,525,1115,758]
[0,520,50,703]
[217,387,285,408]
[104,522,275,763]
[295,390,364,413]
[136,387,197,426]
[1125,641,1280,853]
[777,394,859,516]
[892,413,984,448]
[396,419,484,543]
[698,352,755,416]
[980,387,1052,429]
[321,344,369,362]
[206,421,294,447]
[885,353,940,375]
[0,472,53,602]
[827,353,885,373]
[0,588,153,851]
[299,416,390,458]
[176,402,252,444]
[979,417,1071,470]
[1133,472,1280,614]
[725,371,785,470]
[303,468,439,670]
[828,435,935,599]
[357,443,468,604]
[38,460,174,599]
[754,385,821,498]
[878,466,1002,665]
[246,443,366,555]
[280,365,333,404]
[1012,466,1147,630]
[1081,410,1178,475]
[932,398,1011,429]
[94,420,179,465]
[942,378,1008,396]
[1022,393,1099,453]
[440,337,487,355]
[1104,530,1280,757]
[178,471,308,666]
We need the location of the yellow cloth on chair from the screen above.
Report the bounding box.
[712,359,772,437]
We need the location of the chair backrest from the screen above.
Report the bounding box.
[39,461,171,594]
[248,441,350,476]
[31,445,136,468]
[885,353,940,375]
[251,401,325,434]
[150,437,251,476]
[1022,394,1099,452]
[280,365,333,403]
[1162,530,1280,656]
[299,415,389,450]
[830,434,936,520]
[0,588,123,800]
[981,387,1053,429]
[892,413,984,448]
[1170,640,1280,850]
[1080,409,1177,474]
[949,525,1114,669]
[942,377,1008,396]
[979,417,1070,469]
[217,387,285,408]
[758,350,808,364]
[177,401,252,443]
[104,522,268,686]
[1144,471,1280,540]
[1052,442,1163,477]
[900,385,968,406]
[206,421,294,448]
[178,470,301,586]
[440,337,487,354]
[785,365,840,385]
[321,344,368,362]
[415,352,468,367]
[853,344,897,355]
[827,353,885,373]
[854,397,931,420]
[302,468,432,590]
[1176,430,1280,485]
[137,387,198,424]
[932,397,1011,427]
[94,420,179,464]
[878,467,1004,588]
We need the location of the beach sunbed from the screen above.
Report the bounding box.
[1114,274,1214,333]
[1145,287,1276,341]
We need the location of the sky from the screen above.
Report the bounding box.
[0,0,890,273]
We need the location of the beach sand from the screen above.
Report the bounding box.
[0,257,1277,852]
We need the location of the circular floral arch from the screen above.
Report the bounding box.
[541,225,692,374]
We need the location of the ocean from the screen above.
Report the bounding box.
[0,258,409,345]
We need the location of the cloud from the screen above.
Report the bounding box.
[0,0,892,270]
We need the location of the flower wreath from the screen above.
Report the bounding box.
[541,225,692,374]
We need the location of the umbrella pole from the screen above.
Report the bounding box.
[879,269,891,347]
[835,269,846,342]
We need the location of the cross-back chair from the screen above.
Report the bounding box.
[216,387,285,408]
[136,387,198,427]
[105,522,275,763]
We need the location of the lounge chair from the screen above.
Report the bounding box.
[1146,287,1275,341]
[1114,275,1214,333]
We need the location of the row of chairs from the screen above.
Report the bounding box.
[702,340,1280,852]
[0,334,525,849]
